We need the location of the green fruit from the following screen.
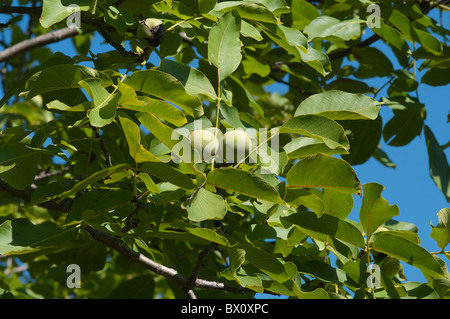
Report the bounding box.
[221,130,252,163]
[136,18,166,47]
[189,130,220,162]
[378,256,401,279]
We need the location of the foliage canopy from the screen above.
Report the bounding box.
[0,0,449,299]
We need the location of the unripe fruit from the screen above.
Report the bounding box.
[221,130,252,163]
[189,129,220,162]
[136,18,166,47]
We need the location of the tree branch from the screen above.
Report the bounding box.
[186,243,218,292]
[0,27,79,63]
[80,16,138,58]
[85,226,252,296]
[0,6,41,14]
[0,178,73,212]
[34,166,70,181]
[0,7,138,63]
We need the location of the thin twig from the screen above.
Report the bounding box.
[34,167,70,181]
[186,243,218,291]
[94,128,113,167]
[0,6,41,14]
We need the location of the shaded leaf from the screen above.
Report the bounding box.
[430,208,450,250]
[424,126,450,202]
[0,219,75,255]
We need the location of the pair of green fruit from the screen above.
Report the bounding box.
[189,129,253,163]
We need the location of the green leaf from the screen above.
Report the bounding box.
[424,126,450,202]
[185,227,229,246]
[294,90,380,120]
[258,23,308,58]
[136,112,177,150]
[285,189,325,216]
[208,11,242,81]
[108,275,155,299]
[119,116,161,163]
[184,188,227,222]
[237,244,291,283]
[240,20,263,40]
[372,19,410,53]
[123,70,204,118]
[422,67,450,86]
[372,232,445,279]
[212,1,278,23]
[382,96,426,147]
[0,54,73,108]
[286,153,362,195]
[198,0,217,14]
[322,189,354,219]
[372,147,397,169]
[283,211,366,248]
[430,208,450,250]
[225,75,264,116]
[297,260,348,283]
[140,162,195,190]
[279,115,350,150]
[340,116,383,166]
[0,219,75,255]
[353,47,394,79]
[412,26,443,56]
[58,164,131,201]
[0,144,41,190]
[206,167,284,204]
[359,183,400,239]
[291,0,320,30]
[41,0,93,28]
[20,64,111,100]
[283,137,349,159]
[138,172,160,194]
[304,16,363,41]
[159,59,217,100]
[247,0,289,15]
[79,78,120,127]
[228,247,263,291]
[121,97,187,127]
[388,9,414,42]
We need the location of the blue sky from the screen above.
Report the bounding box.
[1,2,449,290]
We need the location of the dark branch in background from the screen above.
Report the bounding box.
[15,0,37,99]
[34,166,70,181]
[0,27,79,63]
[328,34,379,61]
[93,127,113,167]
[0,6,41,14]
[81,16,138,58]
[185,243,218,296]
[0,179,73,212]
